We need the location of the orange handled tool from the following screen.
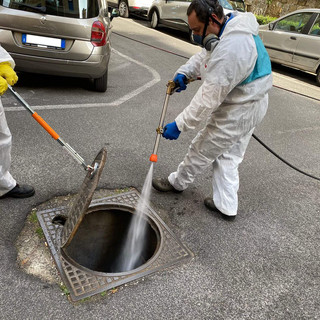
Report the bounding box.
[32,112,60,140]
[7,85,96,174]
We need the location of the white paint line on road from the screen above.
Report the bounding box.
[4,48,161,112]
[109,61,132,72]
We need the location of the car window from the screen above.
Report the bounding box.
[218,0,233,11]
[309,14,320,36]
[0,0,99,18]
[228,0,245,12]
[274,12,313,33]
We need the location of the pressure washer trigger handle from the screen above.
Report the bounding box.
[184,77,201,84]
[172,77,188,92]
[173,77,201,93]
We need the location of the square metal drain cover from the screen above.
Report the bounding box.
[37,190,193,301]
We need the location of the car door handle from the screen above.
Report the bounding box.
[290,36,297,40]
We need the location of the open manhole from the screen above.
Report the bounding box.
[37,149,193,301]
[61,203,161,274]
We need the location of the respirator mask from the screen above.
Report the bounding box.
[192,0,225,51]
[192,33,219,51]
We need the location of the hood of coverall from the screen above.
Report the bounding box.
[199,12,261,78]
[220,12,259,39]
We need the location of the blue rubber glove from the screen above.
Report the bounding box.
[163,121,181,140]
[173,73,187,92]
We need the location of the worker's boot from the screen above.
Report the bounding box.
[0,184,35,199]
[204,197,236,221]
[152,178,183,193]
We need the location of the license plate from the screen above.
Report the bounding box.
[22,34,65,49]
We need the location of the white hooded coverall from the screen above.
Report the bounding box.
[168,12,273,216]
[0,45,16,196]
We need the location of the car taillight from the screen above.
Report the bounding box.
[91,21,107,47]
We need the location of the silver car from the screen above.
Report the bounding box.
[259,9,320,86]
[0,0,118,92]
[148,0,245,34]
[108,0,152,18]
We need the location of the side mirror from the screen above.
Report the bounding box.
[110,8,119,21]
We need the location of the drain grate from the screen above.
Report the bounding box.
[37,190,193,301]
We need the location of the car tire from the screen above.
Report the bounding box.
[119,0,129,18]
[150,10,159,29]
[93,70,108,92]
[316,68,320,86]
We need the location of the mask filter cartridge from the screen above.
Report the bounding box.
[192,33,219,51]
[203,34,219,51]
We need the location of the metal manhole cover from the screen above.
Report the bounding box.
[37,190,193,301]
[61,147,107,248]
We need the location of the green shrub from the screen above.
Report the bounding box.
[255,15,277,25]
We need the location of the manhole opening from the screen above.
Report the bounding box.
[62,208,160,274]
[52,215,67,226]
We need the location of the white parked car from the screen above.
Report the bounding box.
[148,0,245,34]
[259,9,320,86]
[108,0,152,17]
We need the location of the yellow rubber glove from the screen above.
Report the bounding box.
[0,76,8,95]
[0,62,18,86]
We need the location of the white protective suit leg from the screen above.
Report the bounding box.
[168,128,253,216]
[168,94,269,215]
[0,100,16,196]
[212,128,253,216]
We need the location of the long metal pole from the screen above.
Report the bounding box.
[7,85,94,172]
[150,80,176,162]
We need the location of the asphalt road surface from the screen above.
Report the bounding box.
[0,17,319,320]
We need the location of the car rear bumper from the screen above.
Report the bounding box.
[129,6,148,15]
[9,44,111,79]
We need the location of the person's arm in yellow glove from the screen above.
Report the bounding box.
[0,76,8,96]
[0,62,18,95]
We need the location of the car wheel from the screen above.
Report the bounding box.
[150,10,159,29]
[119,0,129,18]
[93,70,108,92]
[317,68,320,86]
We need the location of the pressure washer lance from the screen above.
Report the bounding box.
[7,85,98,175]
[150,78,199,162]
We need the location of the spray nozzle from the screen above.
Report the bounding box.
[149,154,158,162]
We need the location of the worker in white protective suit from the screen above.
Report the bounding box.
[0,45,35,198]
[152,0,273,220]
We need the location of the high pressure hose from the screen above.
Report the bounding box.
[112,32,320,182]
[251,134,320,181]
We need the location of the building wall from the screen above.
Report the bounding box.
[247,0,320,17]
